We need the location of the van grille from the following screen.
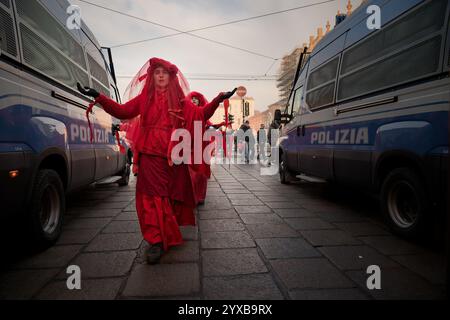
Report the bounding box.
[88,54,109,88]
[0,0,10,8]
[21,23,89,90]
[0,6,17,57]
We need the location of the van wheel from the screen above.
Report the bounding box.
[27,169,65,248]
[380,167,429,239]
[117,164,130,187]
[279,152,291,185]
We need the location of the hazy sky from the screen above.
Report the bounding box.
[72,0,362,110]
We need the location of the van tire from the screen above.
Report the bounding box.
[27,169,65,248]
[380,167,430,239]
[279,152,292,185]
[117,164,130,187]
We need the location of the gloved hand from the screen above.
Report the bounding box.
[220,88,237,101]
[77,82,100,99]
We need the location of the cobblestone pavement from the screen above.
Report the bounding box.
[0,164,446,300]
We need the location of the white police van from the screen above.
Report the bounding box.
[0,0,131,246]
[277,0,449,238]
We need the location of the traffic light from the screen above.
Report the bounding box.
[244,102,250,117]
[228,114,235,124]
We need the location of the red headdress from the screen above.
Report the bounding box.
[119,58,190,156]
[186,91,208,107]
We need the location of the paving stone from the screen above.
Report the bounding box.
[199,209,239,220]
[223,189,251,194]
[13,245,82,269]
[230,198,264,206]
[180,226,198,241]
[301,230,362,246]
[56,229,100,245]
[107,195,135,202]
[123,203,137,212]
[264,202,303,209]
[122,263,199,297]
[102,221,141,234]
[0,269,59,299]
[289,288,369,300]
[63,218,112,230]
[256,195,292,202]
[271,258,354,290]
[226,194,259,200]
[85,233,142,252]
[256,238,321,259]
[240,214,284,225]
[160,241,199,263]
[202,248,267,276]
[37,278,123,300]
[346,268,445,300]
[315,211,367,223]
[319,246,400,271]
[115,211,138,221]
[199,219,245,232]
[391,253,446,285]
[334,222,390,236]
[58,251,136,278]
[201,231,255,249]
[198,201,233,211]
[273,208,316,218]
[96,202,132,209]
[285,218,335,231]
[81,209,123,218]
[359,236,426,256]
[203,274,284,300]
[246,223,299,238]
[234,206,272,214]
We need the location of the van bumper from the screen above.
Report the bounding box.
[0,151,34,219]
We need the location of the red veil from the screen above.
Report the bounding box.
[118,58,190,173]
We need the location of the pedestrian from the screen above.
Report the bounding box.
[268,111,282,166]
[187,91,225,205]
[239,120,254,164]
[257,123,267,161]
[77,57,236,264]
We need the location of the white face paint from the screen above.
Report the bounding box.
[192,97,200,106]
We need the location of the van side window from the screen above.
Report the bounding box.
[16,0,89,90]
[15,0,86,69]
[292,86,303,116]
[0,0,18,58]
[85,41,110,96]
[305,57,339,109]
[338,0,447,101]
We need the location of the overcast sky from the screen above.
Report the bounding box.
[71,0,362,110]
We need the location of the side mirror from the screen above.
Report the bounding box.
[274,109,282,122]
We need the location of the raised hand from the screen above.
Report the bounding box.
[221,88,237,100]
[77,82,100,99]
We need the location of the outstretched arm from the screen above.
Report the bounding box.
[77,82,140,120]
[96,94,140,120]
[201,88,237,121]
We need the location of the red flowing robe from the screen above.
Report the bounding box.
[95,90,223,250]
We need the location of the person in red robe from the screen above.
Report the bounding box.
[77,58,236,264]
[186,92,226,204]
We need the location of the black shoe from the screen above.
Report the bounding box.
[146,243,164,265]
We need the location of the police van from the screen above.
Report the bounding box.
[277,0,449,238]
[0,0,131,246]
